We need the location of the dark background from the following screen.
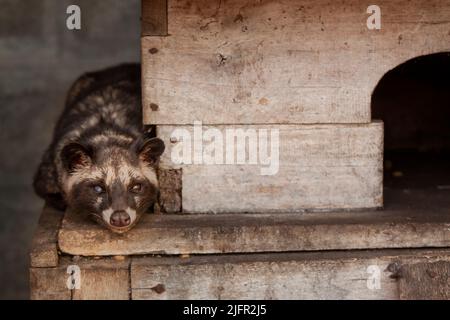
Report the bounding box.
[372,52,450,191]
[0,0,140,299]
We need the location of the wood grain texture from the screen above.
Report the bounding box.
[30,257,130,300]
[31,250,450,299]
[30,266,71,300]
[157,122,383,213]
[398,261,450,300]
[30,205,64,268]
[158,168,182,213]
[131,249,450,299]
[58,200,450,256]
[142,0,450,124]
[71,258,130,300]
[142,0,167,36]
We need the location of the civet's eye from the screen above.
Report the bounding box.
[130,183,142,193]
[93,185,105,194]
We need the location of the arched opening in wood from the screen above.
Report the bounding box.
[372,52,450,209]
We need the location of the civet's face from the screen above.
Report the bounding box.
[61,137,165,233]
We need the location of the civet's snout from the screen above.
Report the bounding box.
[110,210,131,227]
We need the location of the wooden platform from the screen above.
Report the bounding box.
[30,247,450,300]
[29,204,450,299]
[131,249,450,299]
[30,185,450,299]
[56,188,450,257]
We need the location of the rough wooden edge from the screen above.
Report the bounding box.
[141,0,168,36]
[398,261,450,299]
[58,208,450,256]
[158,167,182,213]
[30,205,64,268]
[130,248,450,300]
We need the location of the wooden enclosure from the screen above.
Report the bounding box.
[142,0,450,213]
[30,0,450,299]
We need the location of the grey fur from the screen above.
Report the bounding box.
[33,64,164,232]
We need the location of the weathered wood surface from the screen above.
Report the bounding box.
[131,249,450,299]
[30,249,450,300]
[30,265,72,300]
[30,205,64,268]
[142,0,167,36]
[142,0,450,124]
[398,261,450,300]
[71,257,130,300]
[158,168,182,213]
[58,197,450,256]
[157,122,383,213]
[30,257,130,300]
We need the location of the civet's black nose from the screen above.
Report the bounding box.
[110,211,131,227]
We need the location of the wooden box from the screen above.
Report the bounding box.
[141,0,450,213]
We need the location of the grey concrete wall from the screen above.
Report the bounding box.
[0,0,140,299]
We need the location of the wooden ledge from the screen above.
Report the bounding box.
[30,256,130,300]
[58,201,450,256]
[30,206,64,267]
[131,248,450,299]
[30,248,450,299]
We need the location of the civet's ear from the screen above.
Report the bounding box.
[61,143,93,173]
[137,137,165,166]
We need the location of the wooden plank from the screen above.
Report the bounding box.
[142,0,167,36]
[30,266,71,300]
[57,191,450,256]
[142,0,450,124]
[131,249,450,299]
[30,205,64,268]
[398,261,450,300]
[71,257,130,300]
[30,257,130,300]
[157,122,383,213]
